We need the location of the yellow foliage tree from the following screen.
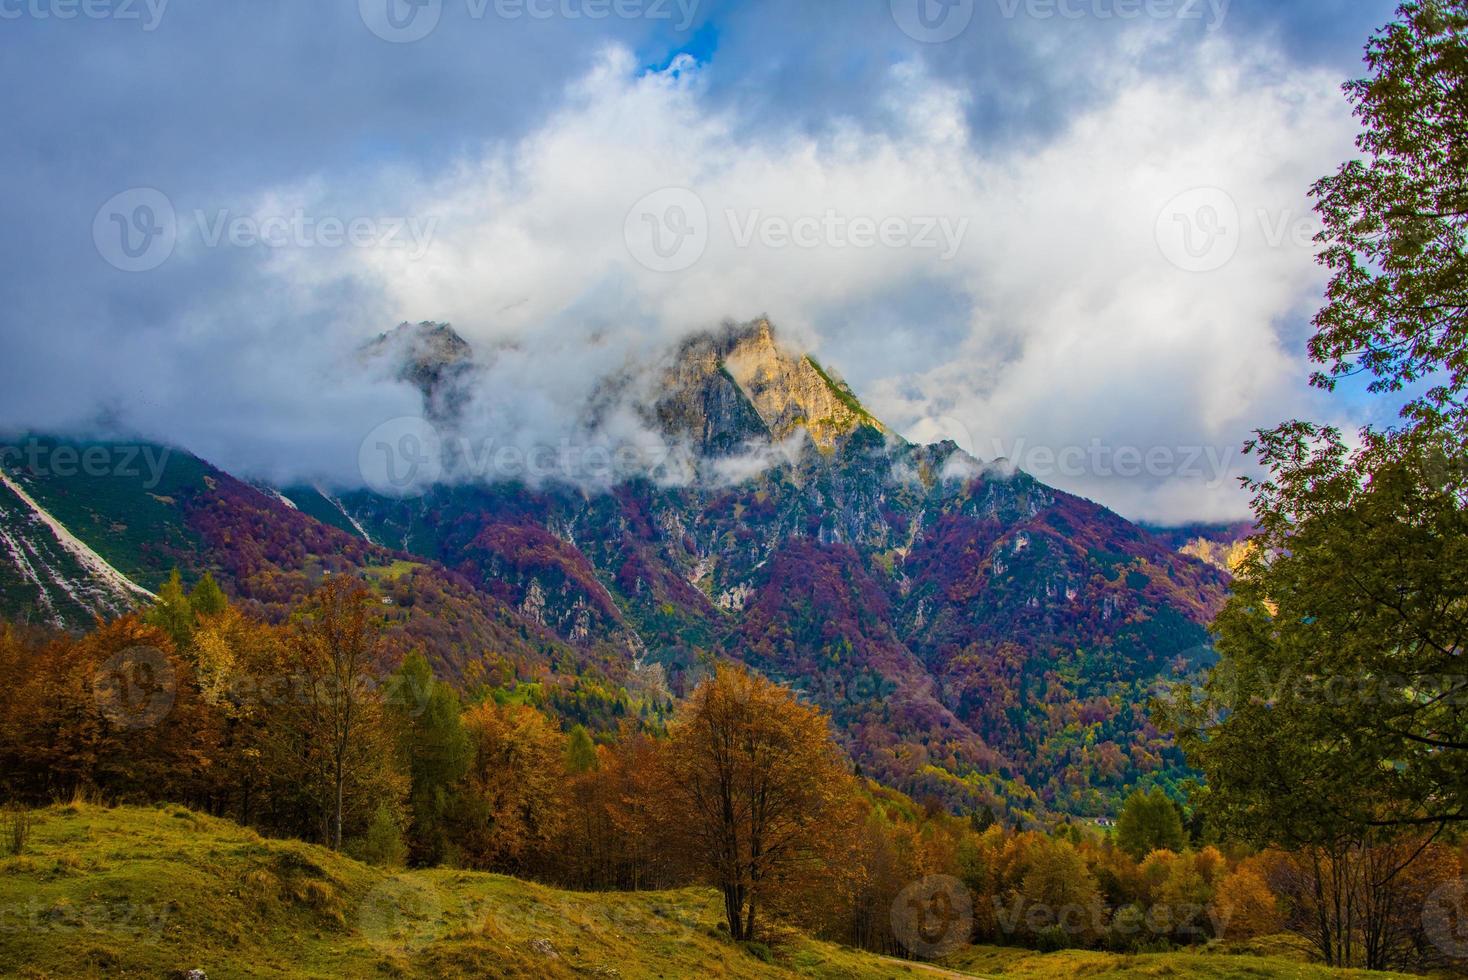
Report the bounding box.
[1210,866,1283,939]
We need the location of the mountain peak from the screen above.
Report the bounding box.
[363,317,889,459]
[657,318,884,453]
[362,321,474,419]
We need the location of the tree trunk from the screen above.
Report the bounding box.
[724,885,745,940]
[334,767,344,851]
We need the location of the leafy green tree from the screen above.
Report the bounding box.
[387,652,471,866]
[1308,0,1468,435]
[970,805,997,833]
[1115,788,1185,860]
[565,724,598,774]
[1019,837,1103,943]
[1155,6,1468,966]
[1166,443,1468,836]
[145,569,195,650]
[188,571,228,617]
[1159,0,1468,842]
[348,803,407,867]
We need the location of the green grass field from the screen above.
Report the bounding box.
[937,944,1418,979]
[0,804,1422,979]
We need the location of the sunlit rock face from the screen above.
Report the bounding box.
[649,318,885,455]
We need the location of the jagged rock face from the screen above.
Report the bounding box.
[653,319,883,454]
[366,317,884,459]
[720,319,882,448]
[651,331,770,456]
[362,321,475,421]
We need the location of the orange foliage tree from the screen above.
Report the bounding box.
[456,699,567,872]
[660,664,863,941]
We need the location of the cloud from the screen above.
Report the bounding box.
[0,13,1378,522]
[339,36,1357,521]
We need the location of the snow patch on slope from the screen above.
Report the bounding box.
[315,484,375,544]
[0,469,157,606]
[259,485,299,510]
[0,523,58,620]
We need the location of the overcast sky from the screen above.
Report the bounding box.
[0,0,1406,523]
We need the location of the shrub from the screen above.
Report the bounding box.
[740,941,774,963]
[1034,925,1071,952]
[2,804,31,856]
[347,805,406,868]
[1105,904,1149,952]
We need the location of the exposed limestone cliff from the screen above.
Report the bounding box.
[722,319,883,448]
[655,318,884,453]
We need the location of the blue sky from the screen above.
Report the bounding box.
[0,0,1406,522]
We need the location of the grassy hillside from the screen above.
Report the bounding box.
[0,803,924,979]
[0,804,1421,980]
